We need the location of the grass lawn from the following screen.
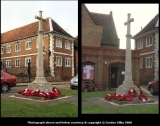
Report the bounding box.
[82,104,159,114]
[82,90,114,102]
[1,89,78,117]
[82,91,159,114]
[60,88,78,96]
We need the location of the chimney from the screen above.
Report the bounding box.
[110,11,112,16]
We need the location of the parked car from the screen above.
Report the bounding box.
[70,74,78,90]
[147,80,159,95]
[1,70,17,92]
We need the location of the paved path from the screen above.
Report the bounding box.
[82,96,158,109]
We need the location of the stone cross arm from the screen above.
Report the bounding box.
[124,14,134,26]
[35,15,46,22]
[35,11,46,22]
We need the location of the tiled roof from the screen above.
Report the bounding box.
[83,4,119,46]
[51,19,72,37]
[74,36,78,48]
[1,18,73,44]
[133,13,159,38]
[90,12,119,46]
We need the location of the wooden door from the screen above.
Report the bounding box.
[111,67,117,88]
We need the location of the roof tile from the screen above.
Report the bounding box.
[133,13,159,37]
[90,12,119,46]
[1,18,72,44]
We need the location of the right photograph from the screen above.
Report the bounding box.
[81,3,159,114]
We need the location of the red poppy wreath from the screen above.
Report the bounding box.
[128,88,137,97]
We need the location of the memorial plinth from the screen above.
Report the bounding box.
[116,13,140,95]
[28,11,52,92]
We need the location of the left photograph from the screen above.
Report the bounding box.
[1,1,78,118]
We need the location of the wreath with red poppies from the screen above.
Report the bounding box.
[128,88,137,97]
[138,94,148,101]
[18,87,62,99]
[104,87,148,102]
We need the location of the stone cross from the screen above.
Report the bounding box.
[35,11,46,77]
[116,13,140,95]
[28,11,52,92]
[124,13,134,81]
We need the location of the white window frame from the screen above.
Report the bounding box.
[6,45,11,53]
[26,41,31,50]
[1,47,3,54]
[15,59,20,67]
[25,58,31,67]
[56,56,62,66]
[140,58,143,69]
[137,39,143,49]
[6,60,11,68]
[65,58,71,67]
[15,43,21,52]
[146,57,152,68]
[56,37,62,48]
[146,35,152,47]
[65,40,70,50]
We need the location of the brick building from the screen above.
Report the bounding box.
[1,17,75,82]
[74,35,78,75]
[132,13,159,85]
[82,4,140,90]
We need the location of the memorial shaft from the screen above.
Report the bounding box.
[116,13,140,95]
[36,11,46,77]
[124,13,134,82]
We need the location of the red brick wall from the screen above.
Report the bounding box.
[54,53,72,81]
[140,53,155,85]
[1,35,73,82]
[82,4,103,47]
[82,46,140,90]
[74,48,78,75]
[135,33,155,53]
[54,36,72,55]
[134,32,156,85]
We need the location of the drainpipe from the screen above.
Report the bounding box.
[47,33,50,75]
[109,61,111,90]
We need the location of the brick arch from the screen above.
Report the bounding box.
[110,60,125,65]
[82,61,95,65]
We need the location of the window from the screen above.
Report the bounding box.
[15,59,20,67]
[6,45,11,53]
[56,38,62,48]
[25,58,31,67]
[146,57,152,68]
[65,58,71,67]
[26,41,31,50]
[6,60,11,68]
[137,39,143,49]
[15,43,21,52]
[1,47,3,54]
[146,36,152,47]
[140,58,143,69]
[56,56,62,66]
[65,41,70,50]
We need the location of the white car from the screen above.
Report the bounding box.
[70,75,78,90]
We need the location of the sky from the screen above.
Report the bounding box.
[1,1,78,38]
[85,4,159,49]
